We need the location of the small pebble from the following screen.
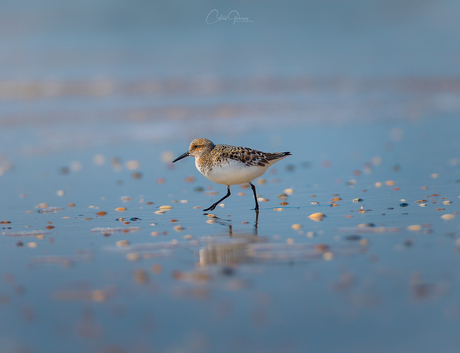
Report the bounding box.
[115,207,126,212]
[68,203,75,208]
[28,242,37,248]
[91,290,107,302]
[309,213,325,221]
[407,225,422,232]
[431,173,439,179]
[385,180,396,186]
[159,205,173,210]
[126,253,139,261]
[116,240,130,247]
[151,231,160,236]
[183,235,193,240]
[323,252,333,261]
[352,198,363,202]
[96,211,107,216]
[306,231,315,238]
[151,264,162,274]
[441,214,455,220]
[286,238,295,244]
[57,190,65,197]
[134,269,148,284]
[311,201,319,205]
[375,182,382,187]
[314,244,328,253]
[173,225,184,232]
[443,200,452,205]
[291,224,302,230]
[284,188,294,195]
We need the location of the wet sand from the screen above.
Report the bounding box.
[0,116,460,353]
[2,0,460,351]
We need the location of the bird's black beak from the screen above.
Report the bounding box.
[172,151,190,163]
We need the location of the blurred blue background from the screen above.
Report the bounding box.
[2,0,460,79]
[0,0,459,152]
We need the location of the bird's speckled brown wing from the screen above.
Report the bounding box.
[211,145,290,167]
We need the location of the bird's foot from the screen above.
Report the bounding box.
[204,204,217,212]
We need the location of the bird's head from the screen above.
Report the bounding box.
[172,138,215,162]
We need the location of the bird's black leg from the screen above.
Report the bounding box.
[250,182,259,210]
[204,186,231,211]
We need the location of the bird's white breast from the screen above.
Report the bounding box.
[197,158,268,185]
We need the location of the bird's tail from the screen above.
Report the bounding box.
[265,151,291,162]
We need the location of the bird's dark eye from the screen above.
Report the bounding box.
[192,145,198,149]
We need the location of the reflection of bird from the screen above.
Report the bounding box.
[172,138,291,211]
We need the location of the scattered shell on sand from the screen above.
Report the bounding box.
[173,225,184,232]
[309,213,325,221]
[323,252,333,261]
[291,224,302,230]
[385,180,396,186]
[273,208,284,211]
[126,253,139,261]
[286,238,295,244]
[407,225,422,232]
[116,240,130,247]
[115,207,126,212]
[441,214,455,220]
[311,201,319,205]
[352,198,363,202]
[443,200,452,205]
[28,242,37,248]
[314,244,329,253]
[159,205,173,210]
[96,211,107,216]
[375,182,382,187]
[284,188,294,195]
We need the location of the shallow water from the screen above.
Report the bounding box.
[0,116,460,353]
[2,0,460,352]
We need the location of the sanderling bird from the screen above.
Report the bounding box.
[172,138,291,211]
